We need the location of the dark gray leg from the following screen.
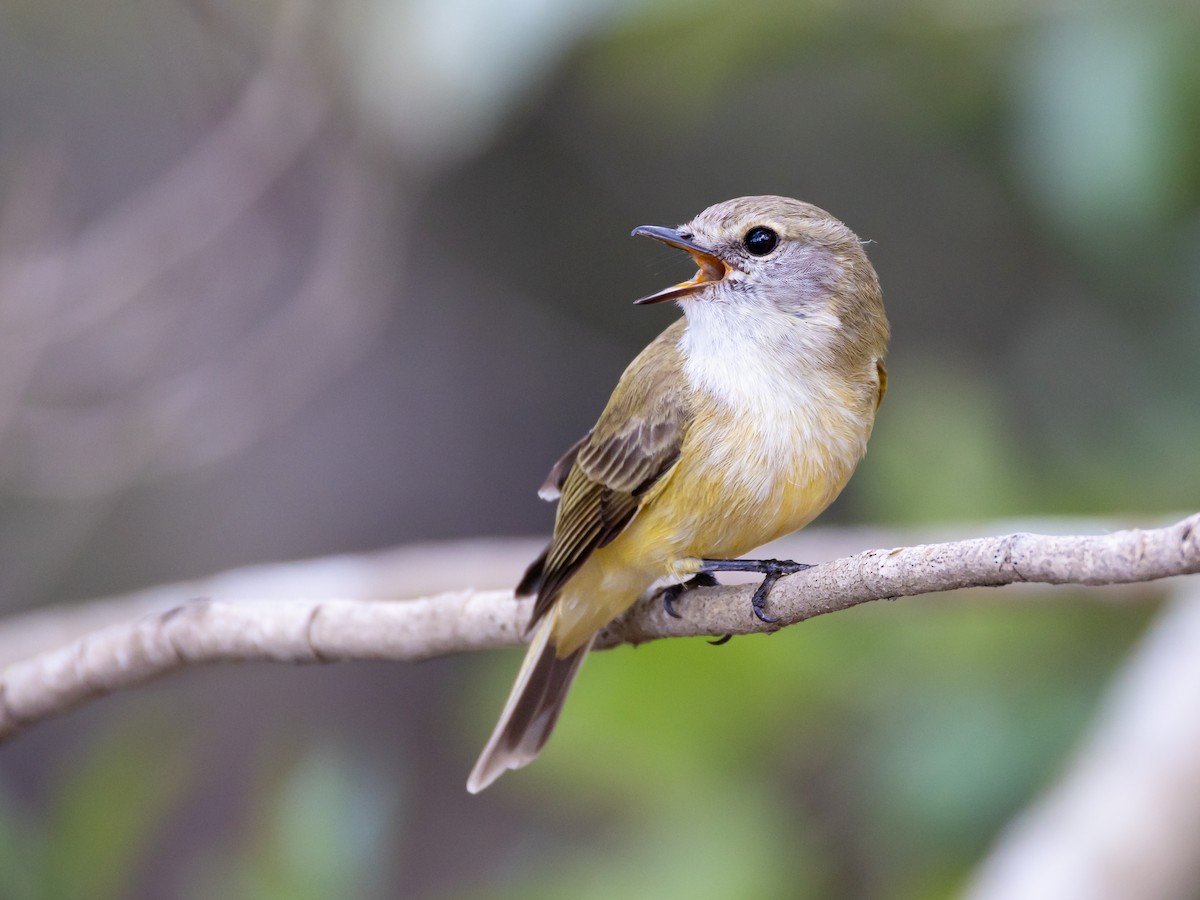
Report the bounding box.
[698,558,812,623]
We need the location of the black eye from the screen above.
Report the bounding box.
[743,226,778,256]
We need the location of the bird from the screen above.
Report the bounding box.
[467,195,889,793]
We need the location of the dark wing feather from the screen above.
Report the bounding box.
[518,432,594,597]
[537,431,591,500]
[515,546,548,597]
[528,320,692,627]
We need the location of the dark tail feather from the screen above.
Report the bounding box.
[467,615,591,793]
[516,545,549,597]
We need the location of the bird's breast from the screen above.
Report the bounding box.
[630,363,873,567]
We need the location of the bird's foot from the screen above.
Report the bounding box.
[697,558,812,624]
[657,572,719,619]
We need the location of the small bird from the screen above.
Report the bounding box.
[467,195,888,793]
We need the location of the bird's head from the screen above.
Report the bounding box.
[632,196,884,338]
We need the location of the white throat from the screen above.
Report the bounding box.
[676,296,872,509]
[678,298,844,414]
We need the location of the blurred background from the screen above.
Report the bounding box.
[0,0,1197,896]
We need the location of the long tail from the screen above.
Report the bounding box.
[467,613,591,793]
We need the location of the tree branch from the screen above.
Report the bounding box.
[0,514,1196,743]
[604,512,1200,646]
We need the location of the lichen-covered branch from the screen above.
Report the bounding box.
[0,514,1196,743]
[603,511,1200,646]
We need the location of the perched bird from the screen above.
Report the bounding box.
[467,195,889,793]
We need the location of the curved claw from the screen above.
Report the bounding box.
[708,634,733,646]
[657,572,718,619]
[660,585,684,619]
[751,576,781,624]
[749,561,811,623]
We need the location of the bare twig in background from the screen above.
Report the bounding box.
[0,514,1195,744]
[0,1,392,500]
[964,577,1200,900]
[0,1,397,610]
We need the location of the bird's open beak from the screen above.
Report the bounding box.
[631,225,729,305]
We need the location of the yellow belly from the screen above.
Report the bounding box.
[551,404,867,654]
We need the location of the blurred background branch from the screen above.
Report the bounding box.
[0,1,401,615]
[965,578,1200,900]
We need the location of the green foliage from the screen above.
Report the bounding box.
[184,745,400,900]
[1011,12,1196,266]
[0,719,192,900]
[0,727,399,900]
[853,362,1037,522]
